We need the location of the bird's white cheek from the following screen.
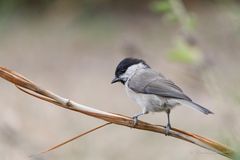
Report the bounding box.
[120,74,128,82]
[120,70,133,81]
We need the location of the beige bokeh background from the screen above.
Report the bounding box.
[0,1,240,160]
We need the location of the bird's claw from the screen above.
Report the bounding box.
[164,124,171,136]
[132,116,138,126]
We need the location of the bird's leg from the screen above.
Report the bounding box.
[165,109,172,136]
[132,111,148,126]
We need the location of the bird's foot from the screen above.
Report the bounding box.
[164,124,171,136]
[132,116,138,127]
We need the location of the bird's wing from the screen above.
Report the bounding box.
[128,69,191,101]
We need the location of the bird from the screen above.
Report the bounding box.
[111,58,213,135]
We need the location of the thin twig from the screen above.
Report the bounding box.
[0,67,235,159]
[41,122,111,154]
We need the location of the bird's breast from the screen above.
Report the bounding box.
[125,84,172,112]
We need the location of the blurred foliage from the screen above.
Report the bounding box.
[150,0,199,64]
[167,39,202,64]
[0,0,53,14]
[184,14,196,30]
[0,0,238,65]
[150,0,196,30]
[149,0,171,13]
[0,0,239,16]
[149,0,178,22]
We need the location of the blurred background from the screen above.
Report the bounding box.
[0,0,240,159]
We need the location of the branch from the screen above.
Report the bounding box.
[0,66,235,159]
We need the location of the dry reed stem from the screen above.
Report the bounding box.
[41,122,112,154]
[0,66,235,159]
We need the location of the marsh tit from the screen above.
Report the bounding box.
[111,58,213,135]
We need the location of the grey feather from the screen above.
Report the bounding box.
[174,99,214,114]
[128,69,191,101]
[128,69,213,114]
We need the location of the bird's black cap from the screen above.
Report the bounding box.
[112,58,149,84]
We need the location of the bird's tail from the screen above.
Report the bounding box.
[175,99,214,115]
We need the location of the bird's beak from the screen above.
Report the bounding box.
[111,77,121,84]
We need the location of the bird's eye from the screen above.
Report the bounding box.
[120,69,126,74]
[116,69,125,76]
